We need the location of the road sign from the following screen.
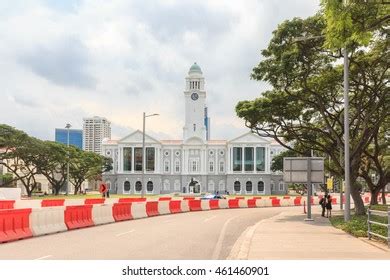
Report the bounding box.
[283,157,324,183]
[327,177,333,190]
[99,183,108,194]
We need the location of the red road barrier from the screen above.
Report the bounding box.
[228,199,240,208]
[158,197,172,201]
[209,199,219,210]
[271,199,281,207]
[364,196,370,203]
[64,205,94,230]
[183,197,196,200]
[310,197,314,204]
[169,200,182,214]
[269,196,277,199]
[235,196,245,200]
[294,197,302,206]
[343,196,346,203]
[0,200,15,210]
[283,196,290,199]
[85,198,105,205]
[331,198,337,205]
[247,199,257,208]
[188,200,202,211]
[146,201,159,217]
[252,196,262,199]
[118,198,146,203]
[112,203,133,221]
[41,199,64,207]
[0,208,32,243]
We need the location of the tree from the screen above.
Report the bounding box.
[0,124,40,196]
[236,14,389,215]
[271,150,299,172]
[69,147,112,195]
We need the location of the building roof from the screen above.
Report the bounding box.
[207,140,227,145]
[189,62,202,74]
[160,140,183,145]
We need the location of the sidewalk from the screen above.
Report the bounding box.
[228,206,390,260]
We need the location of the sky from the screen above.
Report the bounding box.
[0,0,320,141]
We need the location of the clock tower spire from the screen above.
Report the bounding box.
[183,62,207,142]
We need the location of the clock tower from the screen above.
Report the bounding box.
[183,62,207,142]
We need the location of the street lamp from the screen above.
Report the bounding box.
[141,112,159,198]
[65,123,71,196]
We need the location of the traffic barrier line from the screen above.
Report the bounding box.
[118,198,147,203]
[200,200,210,211]
[209,199,219,210]
[228,199,240,209]
[157,201,170,215]
[271,199,281,207]
[30,207,67,236]
[169,200,182,214]
[158,197,172,201]
[0,200,15,210]
[41,199,64,207]
[188,200,202,211]
[92,204,115,225]
[131,202,148,219]
[64,205,94,230]
[0,208,33,243]
[247,199,257,208]
[146,201,159,217]
[112,203,132,222]
[85,198,105,205]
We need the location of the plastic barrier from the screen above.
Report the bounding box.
[0,200,15,209]
[269,196,277,199]
[146,201,159,217]
[181,200,190,212]
[64,205,94,230]
[280,198,292,207]
[228,199,240,208]
[283,196,290,199]
[14,200,41,209]
[169,200,182,214]
[131,202,148,219]
[92,204,115,225]
[112,203,132,222]
[158,197,172,201]
[209,199,219,210]
[218,199,229,209]
[256,199,267,207]
[85,198,105,205]
[200,200,210,211]
[364,196,370,203]
[64,199,86,206]
[0,208,33,243]
[271,198,281,207]
[331,198,337,205]
[238,199,248,208]
[294,197,302,206]
[157,201,170,215]
[41,199,64,207]
[118,198,147,203]
[30,207,67,236]
[252,196,262,199]
[235,196,245,200]
[247,199,257,208]
[183,197,196,200]
[188,200,202,211]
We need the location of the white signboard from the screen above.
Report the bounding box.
[283,157,324,183]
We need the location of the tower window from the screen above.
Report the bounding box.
[193,124,196,131]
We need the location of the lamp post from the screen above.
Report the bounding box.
[65,123,71,196]
[141,112,159,198]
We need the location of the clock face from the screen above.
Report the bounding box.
[191,92,199,101]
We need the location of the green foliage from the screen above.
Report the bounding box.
[271,150,300,172]
[321,0,390,49]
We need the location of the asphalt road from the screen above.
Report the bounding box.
[0,207,298,260]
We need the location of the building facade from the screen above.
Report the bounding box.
[102,63,285,195]
[55,128,83,149]
[83,116,111,154]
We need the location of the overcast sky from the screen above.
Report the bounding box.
[0,0,320,141]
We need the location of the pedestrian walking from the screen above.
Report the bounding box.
[326,194,332,218]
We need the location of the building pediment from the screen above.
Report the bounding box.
[118,130,161,144]
[228,131,271,144]
[183,136,205,145]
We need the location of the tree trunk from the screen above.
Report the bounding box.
[382,187,386,205]
[351,184,365,215]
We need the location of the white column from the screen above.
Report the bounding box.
[215,148,218,174]
[241,146,244,174]
[253,146,256,172]
[131,147,134,174]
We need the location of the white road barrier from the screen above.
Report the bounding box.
[200,200,210,211]
[92,204,115,225]
[64,199,86,206]
[218,199,229,209]
[30,207,67,236]
[157,201,170,215]
[14,200,42,209]
[180,200,190,212]
[131,202,148,219]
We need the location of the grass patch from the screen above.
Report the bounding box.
[330,207,388,243]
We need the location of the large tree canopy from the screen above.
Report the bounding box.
[236,13,389,214]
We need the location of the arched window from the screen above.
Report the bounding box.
[175,160,180,173]
[163,180,170,191]
[135,181,142,192]
[164,160,170,173]
[279,182,284,191]
[246,181,252,192]
[219,180,225,192]
[147,181,153,192]
[234,181,241,192]
[258,181,264,192]
[124,181,131,193]
[174,180,180,191]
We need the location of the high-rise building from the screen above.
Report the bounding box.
[55,128,83,149]
[83,116,111,154]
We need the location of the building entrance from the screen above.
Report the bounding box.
[188,179,200,193]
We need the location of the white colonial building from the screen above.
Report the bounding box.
[102,63,286,195]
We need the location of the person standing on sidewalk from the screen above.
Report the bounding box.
[326,194,332,218]
[319,195,326,217]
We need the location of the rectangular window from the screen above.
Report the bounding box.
[145,147,155,171]
[191,160,198,172]
[123,147,132,171]
[164,161,170,173]
[233,147,242,171]
[279,182,284,191]
[256,147,265,171]
[219,161,224,173]
[209,161,214,173]
[175,161,180,173]
[134,147,143,171]
[244,147,254,171]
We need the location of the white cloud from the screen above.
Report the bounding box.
[0,0,320,141]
